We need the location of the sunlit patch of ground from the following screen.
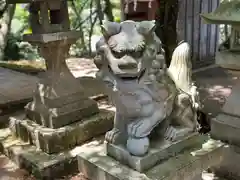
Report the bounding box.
[0,60,45,74]
[0,154,35,180]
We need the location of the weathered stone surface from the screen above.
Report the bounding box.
[221,83,240,116]
[24,35,100,129]
[0,67,38,107]
[106,133,203,172]
[214,145,240,179]
[211,83,240,146]
[23,31,80,43]
[0,128,81,179]
[25,96,99,128]
[77,137,224,180]
[211,114,240,146]
[9,109,114,154]
[0,110,25,128]
[216,50,240,70]
[95,20,202,157]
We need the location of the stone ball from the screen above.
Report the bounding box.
[127,137,149,156]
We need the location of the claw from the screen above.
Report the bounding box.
[105,128,122,144]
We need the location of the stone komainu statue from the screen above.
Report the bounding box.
[94,20,206,156]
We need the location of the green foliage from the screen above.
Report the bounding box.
[4,32,21,60]
[4,4,39,60]
[4,1,121,60]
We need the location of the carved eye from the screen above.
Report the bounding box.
[112,50,125,59]
[131,51,143,58]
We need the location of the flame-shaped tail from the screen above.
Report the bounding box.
[167,41,192,93]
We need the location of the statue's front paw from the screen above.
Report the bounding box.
[164,126,192,141]
[105,128,122,144]
[164,126,178,141]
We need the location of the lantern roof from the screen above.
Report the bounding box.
[201,0,240,25]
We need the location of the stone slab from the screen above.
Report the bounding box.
[0,128,83,180]
[10,108,114,154]
[210,82,240,146]
[0,67,38,107]
[77,138,225,180]
[106,133,203,172]
[0,110,24,128]
[211,113,240,147]
[25,97,99,128]
[214,145,240,180]
[216,50,240,70]
[23,31,81,43]
[221,83,240,117]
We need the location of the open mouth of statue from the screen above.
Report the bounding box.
[108,65,146,81]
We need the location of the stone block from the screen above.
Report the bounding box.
[77,137,224,180]
[0,128,82,180]
[211,114,240,146]
[216,50,240,70]
[221,83,240,117]
[210,83,240,146]
[25,97,99,128]
[106,133,203,172]
[23,31,80,43]
[10,109,114,154]
[214,145,240,179]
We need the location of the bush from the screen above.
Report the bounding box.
[3,5,39,61]
[4,31,39,61]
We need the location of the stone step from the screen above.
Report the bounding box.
[211,113,240,147]
[0,128,84,179]
[211,83,240,147]
[9,109,114,154]
[25,97,99,128]
[77,137,225,180]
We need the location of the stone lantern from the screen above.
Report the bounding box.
[201,0,240,69]
[201,1,240,178]
[27,0,70,34]
[6,0,99,128]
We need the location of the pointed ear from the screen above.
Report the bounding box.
[149,20,156,33]
[137,20,156,36]
[101,20,121,39]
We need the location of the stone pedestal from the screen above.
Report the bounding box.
[211,83,240,146]
[106,133,200,172]
[23,32,99,129]
[77,135,224,180]
[215,50,240,70]
[209,83,240,179]
[213,145,240,179]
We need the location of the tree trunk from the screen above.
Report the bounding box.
[0,4,16,60]
[0,1,7,19]
[155,0,178,67]
[96,0,104,24]
[104,0,114,21]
